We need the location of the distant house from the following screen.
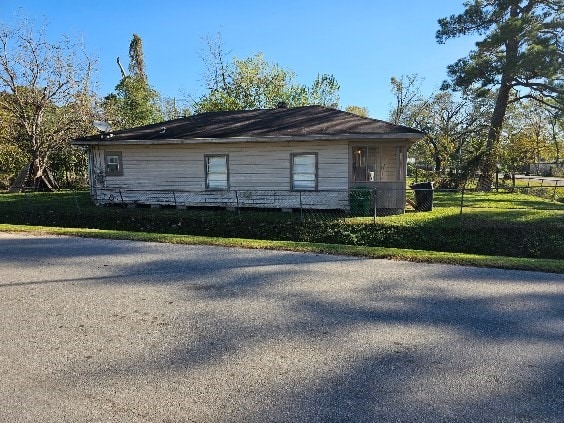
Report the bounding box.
[72,105,423,214]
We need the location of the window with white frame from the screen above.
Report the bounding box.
[291,153,317,190]
[205,154,229,189]
[104,151,123,176]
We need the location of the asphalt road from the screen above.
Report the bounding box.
[0,232,563,422]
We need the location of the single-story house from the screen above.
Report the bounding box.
[72,104,424,214]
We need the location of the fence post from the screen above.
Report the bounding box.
[119,189,124,205]
[235,190,240,215]
[373,189,377,224]
[72,189,81,214]
[459,186,465,219]
[23,189,32,222]
[553,180,559,202]
[299,192,303,222]
[172,190,177,207]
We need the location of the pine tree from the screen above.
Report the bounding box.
[437,0,563,189]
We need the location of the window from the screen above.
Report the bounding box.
[291,153,317,190]
[104,151,123,176]
[352,145,406,182]
[205,155,229,189]
[352,146,377,182]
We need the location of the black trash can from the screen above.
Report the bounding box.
[349,189,373,216]
[411,182,434,211]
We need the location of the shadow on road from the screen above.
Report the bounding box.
[2,234,563,421]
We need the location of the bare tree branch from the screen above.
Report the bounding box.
[0,16,97,189]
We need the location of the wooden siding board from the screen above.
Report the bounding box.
[99,141,350,192]
[93,188,350,210]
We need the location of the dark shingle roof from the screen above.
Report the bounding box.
[73,105,423,144]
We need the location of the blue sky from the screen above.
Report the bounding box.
[2,0,477,119]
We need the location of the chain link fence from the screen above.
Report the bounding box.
[4,181,562,219]
[85,182,563,221]
[92,187,408,221]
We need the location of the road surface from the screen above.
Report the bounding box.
[0,232,563,422]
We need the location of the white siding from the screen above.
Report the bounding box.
[380,146,397,182]
[93,141,350,192]
[88,138,411,212]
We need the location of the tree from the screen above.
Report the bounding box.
[308,74,340,108]
[195,53,300,112]
[500,132,537,184]
[194,37,340,112]
[520,102,554,174]
[390,75,491,187]
[345,105,369,117]
[127,34,146,79]
[159,97,191,121]
[389,74,425,125]
[0,141,27,189]
[501,99,562,177]
[0,92,27,188]
[544,103,563,165]
[102,34,162,129]
[0,17,96,190]
[437,0,563,189]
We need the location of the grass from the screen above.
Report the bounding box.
[0,190,562,273]
[1,224,562,274]
[433,190,564,209]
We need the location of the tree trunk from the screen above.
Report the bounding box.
[31,157,58,191]
[477,66,516,190]
[32,158,46,190]
[434,155,442,174]
[477,5,519,191]
[10,156,58,192]
[550,119,560,165]
[429,138,442,174]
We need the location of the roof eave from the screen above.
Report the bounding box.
[71,133,424,146]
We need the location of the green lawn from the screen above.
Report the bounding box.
[0,190,562,272]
